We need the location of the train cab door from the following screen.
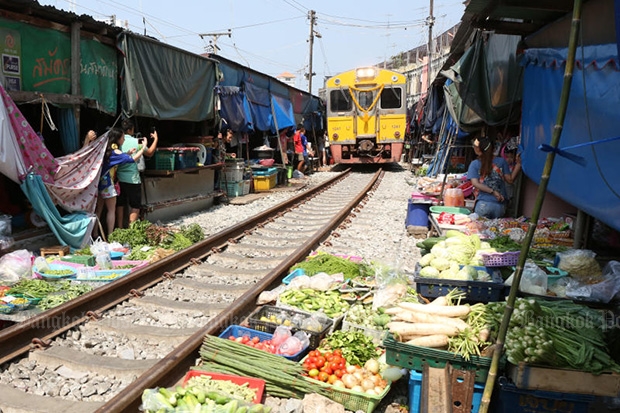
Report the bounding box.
[354,89,377,139]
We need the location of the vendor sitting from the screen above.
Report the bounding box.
[468,136,520,219]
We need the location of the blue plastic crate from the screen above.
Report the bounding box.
[252,167,277,176]
[495,380,594,413]
[175,149,199,170]
[414,266,504,303]
[282,268,306,284]
[409,370,483,413]
[218,325,308,361]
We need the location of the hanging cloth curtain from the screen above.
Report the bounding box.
[20,173,95,249]
[0,85,58,183]
[58,108,79,154]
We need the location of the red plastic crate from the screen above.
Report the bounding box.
[182,370,265,404]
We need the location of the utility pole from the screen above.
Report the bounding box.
[426,0,435,93]
[307,10,316,94]
[199,29,232,54]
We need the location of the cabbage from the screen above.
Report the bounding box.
[447,244,476,264]
[439,268,459,279]
[469,234,482,251]
[430,257,451,271]
[457,265,478,280]
[419,266,440,278]
[419,253,435,267]
[480,241,492,249]
[477,270,491,281]
[431,244,451,260]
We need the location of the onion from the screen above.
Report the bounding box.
[361,378,375,391]
[374,386,384,393]
[346,365,357,374]
[333,380,345,388]
[353,371,365,382]
[364,359,380,374]
[351,385,364,393]
[365,389,378,396]
[370,374,381,386]
[341,374,359,389]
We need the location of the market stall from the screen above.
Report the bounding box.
[131,242,620,413]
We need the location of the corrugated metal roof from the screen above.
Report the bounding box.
[463,0,580,36]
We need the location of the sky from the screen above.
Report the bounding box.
[38,0,466,95]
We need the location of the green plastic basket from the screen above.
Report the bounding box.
[430,206,471,215]
[383,333,496,383]
[61,255,96,266]
[302,376,390,413]
[146,149,176,171]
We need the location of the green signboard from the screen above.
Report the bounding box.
[0,17,117,114]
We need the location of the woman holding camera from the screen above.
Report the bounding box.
[116,119,158,228]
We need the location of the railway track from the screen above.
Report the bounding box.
[0,168,385,413]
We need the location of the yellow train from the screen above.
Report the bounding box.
[325,67,407,164]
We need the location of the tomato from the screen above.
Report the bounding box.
[334,369,344,378]
[307,363,318,371]
[318,372,329,382]
[325,354,335,362]
[228,335,236,341]
[321,366,333,375]
[309,350,320,358]
[307,356,317,364]
[240,336,250,344]
[251,336,260,344]
[308,369,320,377]
[333,349,343,357]
[315,357,326,368]
[328,374,338,385]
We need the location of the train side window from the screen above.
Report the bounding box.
[380,87,402,109]
[330,89,352,112]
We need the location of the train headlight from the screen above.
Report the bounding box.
[356,67,376,80]
[394,131,401,138]
[332,133,339,140]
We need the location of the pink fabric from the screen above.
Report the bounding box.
[0,84,106,213]
[48,135,106,213]
[0,86,58,183]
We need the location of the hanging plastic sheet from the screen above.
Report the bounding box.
[244,82,272,131]
[218,86,254,133]
[521,44,620,232]
[20,173,95,249]
[270,94,295,132]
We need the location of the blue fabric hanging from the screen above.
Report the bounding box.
[20,173,95,249]
[58,108,79,154]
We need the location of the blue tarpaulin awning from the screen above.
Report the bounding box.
[520,44,620,232]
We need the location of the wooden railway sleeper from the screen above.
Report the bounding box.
[129,289,145,298]
[31,337,51,350]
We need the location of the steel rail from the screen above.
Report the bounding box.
[0,170,351,365]
[99,169,383,412]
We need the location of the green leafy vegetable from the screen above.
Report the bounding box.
[319,330,381,366]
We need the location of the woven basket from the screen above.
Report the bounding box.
[481,251,520,267]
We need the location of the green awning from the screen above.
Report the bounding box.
[118,32,219,121]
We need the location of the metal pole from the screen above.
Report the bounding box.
[479,0,583,411]
[308,10,316,94]
[427,0,434,92]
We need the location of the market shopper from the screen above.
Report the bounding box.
[293,124,306,174]
[467,136,519,219]
[116,119,158,228]
[95,128,145,237]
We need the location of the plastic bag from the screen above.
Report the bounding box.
[372,262,408,310]
[256,284,286,305]
[277,331,309,356]
[566,261,620,303]
[301,314,325,333]
[556,249,602,280]
[271,325,292,348]
[287,275,311,289]
[504,260,547,295]
[90,237,110,256]
[307,272,340,291]
[0,249,33,283]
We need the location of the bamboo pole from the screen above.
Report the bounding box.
[478,1,583,411]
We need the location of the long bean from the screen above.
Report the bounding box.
[199,335,327,399]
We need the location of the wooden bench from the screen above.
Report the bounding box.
[40,245,70,257]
